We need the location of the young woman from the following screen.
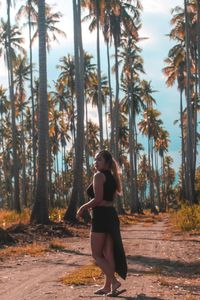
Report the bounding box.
[76,150,127,296]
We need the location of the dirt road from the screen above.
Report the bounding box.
[0,216,199,300]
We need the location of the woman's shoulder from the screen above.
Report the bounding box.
[93,171,106,181]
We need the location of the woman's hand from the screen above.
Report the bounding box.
[76,206,85,219]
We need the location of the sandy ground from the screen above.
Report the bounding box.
[0,216,199,300]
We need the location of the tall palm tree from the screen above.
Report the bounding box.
[16,0,38,199]
[3,1,26,212]
[64,0,85,222]
[166,2,197,202]
[154,127,170,211]
[13,54,31,207]
[184,0,195,203]
[31,2,66,52]
[120,36,145,213]
[81,0,105,147]
[31,0,49,224]
[107,1,141,159]
[139,108,163,212]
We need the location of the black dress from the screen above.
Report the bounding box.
[87,170,127,280]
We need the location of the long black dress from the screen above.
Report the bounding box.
[87,170,127,280]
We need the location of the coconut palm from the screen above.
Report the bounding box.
[16,0,38,197]
[64,0,85,222]
[30,0,50,224]
[154,128,170,211]
[0,2,26,212]
[139,108,163,212]
[30,2,66,52]
[13,54,31,207]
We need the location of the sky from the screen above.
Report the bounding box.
[1,0,198,172]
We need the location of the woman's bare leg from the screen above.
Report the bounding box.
[90,232,116,292]
[103,233,121,291]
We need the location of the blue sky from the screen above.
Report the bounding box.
[1,0,199,172]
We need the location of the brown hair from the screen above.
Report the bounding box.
[97,150,122,195]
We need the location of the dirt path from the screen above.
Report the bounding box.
[0,216,199,300]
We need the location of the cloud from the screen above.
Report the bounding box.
[142,0,183,15]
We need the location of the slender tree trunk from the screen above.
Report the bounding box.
[179,89,186,199]
[19,84,27,207]
[184,0,195,203]
[85,97,91,177]
[31,0,49,224]
[96,1,103,148]
[64,0,85,222]
[7,0,21,212]
[28,0,37,202]
[106,41,113,151]
[197,0,200,100]
[114,41,120,160]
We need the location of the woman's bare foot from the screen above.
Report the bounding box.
[111,279,121,292]
[94,286,111,295]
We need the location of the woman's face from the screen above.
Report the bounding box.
[94,154,108,171]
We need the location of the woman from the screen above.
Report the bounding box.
[77,150,127,297]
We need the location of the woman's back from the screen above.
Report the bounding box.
[87,170,117,202]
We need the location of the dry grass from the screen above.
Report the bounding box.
[60,263,104,286]
[0,209,30,228]
[0,243,48,258]
[185,296,199,300]
[119,211,163,226]
[119,214,138,225]
[0,208,68,229]
[171,204,200,232]
[49,239,68,251]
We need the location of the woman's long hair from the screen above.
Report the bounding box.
[98,150,122,195]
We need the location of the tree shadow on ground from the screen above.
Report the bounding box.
[87,294,165,300]
[127,255,200,277]
[51,248,90,256]
[110,294,164,300]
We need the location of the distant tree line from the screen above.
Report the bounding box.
[0,0,198,224]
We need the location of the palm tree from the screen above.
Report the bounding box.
[2,1,26,212]
[108,1,141,159]
[184,0,195,203]
[165,2,197,203]
[154,128,170,211]
[81,0,105,147]
[30,0,49,224]
[139,108,163,212]
[16,0,38,198]
[64,0,85,222]
[13,54,31,207]
[120,36,145,213]
[31,2,66,52]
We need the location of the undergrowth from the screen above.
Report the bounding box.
[0,208,66,228]
[171,204,200,231]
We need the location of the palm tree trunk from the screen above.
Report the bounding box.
[20,86,27,207]
[85,97,91,177]
[113,39,120,160]
[197,0,200,98]
[30,0,49,224]
[106,41,113,151]
[184,0,195,203]
[7,0,21,212]
[179,89,186,199]
[96,1,103,148]
[64,0,85,222]
[28,0,37,202]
